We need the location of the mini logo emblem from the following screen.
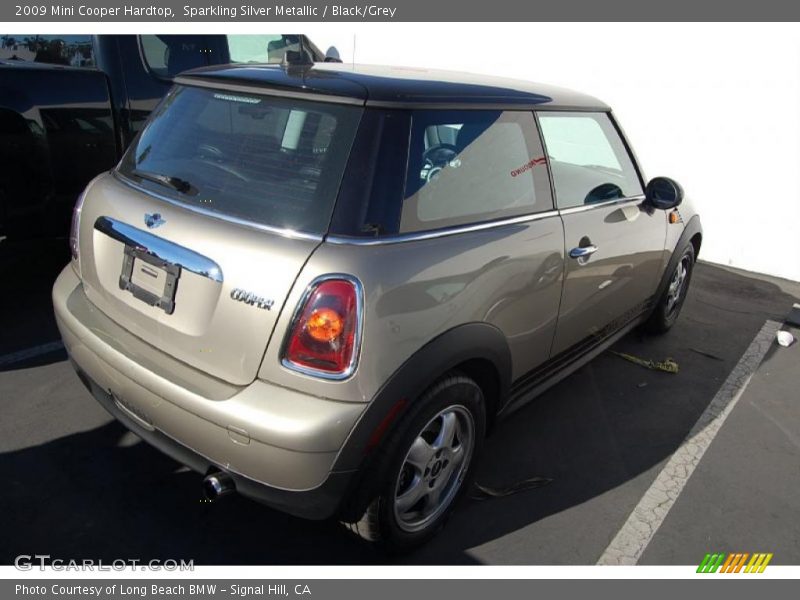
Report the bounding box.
[144,213,166,229]
[231,288,274,310]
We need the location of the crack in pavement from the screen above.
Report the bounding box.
[597,320,781,565]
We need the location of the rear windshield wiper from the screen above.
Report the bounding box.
[131,169,197,196]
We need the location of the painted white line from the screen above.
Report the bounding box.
[597,319,781,565]
[0,340,65,368]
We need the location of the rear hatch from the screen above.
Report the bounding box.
[76,82,363,385]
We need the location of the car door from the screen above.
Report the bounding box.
[538,111,667,356]
[385,108,564,381]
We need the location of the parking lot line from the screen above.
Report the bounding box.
[0,341,65,368]
[597,319,781,565]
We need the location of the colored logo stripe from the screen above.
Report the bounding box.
[721,553,748,573]
[697,553,773,573]
[697,553,725,573]
[745,553,773,573]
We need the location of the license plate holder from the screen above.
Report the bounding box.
[119,245,181,314]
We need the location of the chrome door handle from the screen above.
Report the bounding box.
[569,245,598,259]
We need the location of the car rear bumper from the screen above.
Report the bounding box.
[53,265,364,519]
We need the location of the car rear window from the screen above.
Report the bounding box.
[118,85,362,235]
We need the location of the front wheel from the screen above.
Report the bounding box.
[646,243,695,333]
[345,374,486,552]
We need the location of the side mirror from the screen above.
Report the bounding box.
[324,46,343,63]
[645,176,684,210]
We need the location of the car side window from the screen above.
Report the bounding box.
[538,112,643,209]
[399,110,552,233]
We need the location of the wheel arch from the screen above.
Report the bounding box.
[450,356,503,431]
[690,231,702,258]
[333,322,512,474]
[653,214,702,306]
[334,322,511,522]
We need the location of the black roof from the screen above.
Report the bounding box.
[176,63,609,111]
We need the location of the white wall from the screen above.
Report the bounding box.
[305,23,800,282]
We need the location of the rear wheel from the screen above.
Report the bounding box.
[646,243,695,333]
[344,374,485,552]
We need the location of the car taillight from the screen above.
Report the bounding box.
[69,188,87,261]
[283,277,362,378]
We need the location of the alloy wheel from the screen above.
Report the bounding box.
[666,255,691,315]
[392,405,475,533]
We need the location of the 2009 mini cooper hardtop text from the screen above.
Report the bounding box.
[54,60,701,551]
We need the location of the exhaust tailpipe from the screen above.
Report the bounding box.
[203,471,235,501]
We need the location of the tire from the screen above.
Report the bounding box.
[344,374,486,553]
[646,243,695,334]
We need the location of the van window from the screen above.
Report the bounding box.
[538,112,643,209]
[118,85,362,234]
[227,34,313,64]
[400,110,552,233]
[0,35,95,67]
[139,35,209,79]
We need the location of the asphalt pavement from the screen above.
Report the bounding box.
[1,240,798,565]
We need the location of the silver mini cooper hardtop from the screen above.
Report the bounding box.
[54,62,701,551]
